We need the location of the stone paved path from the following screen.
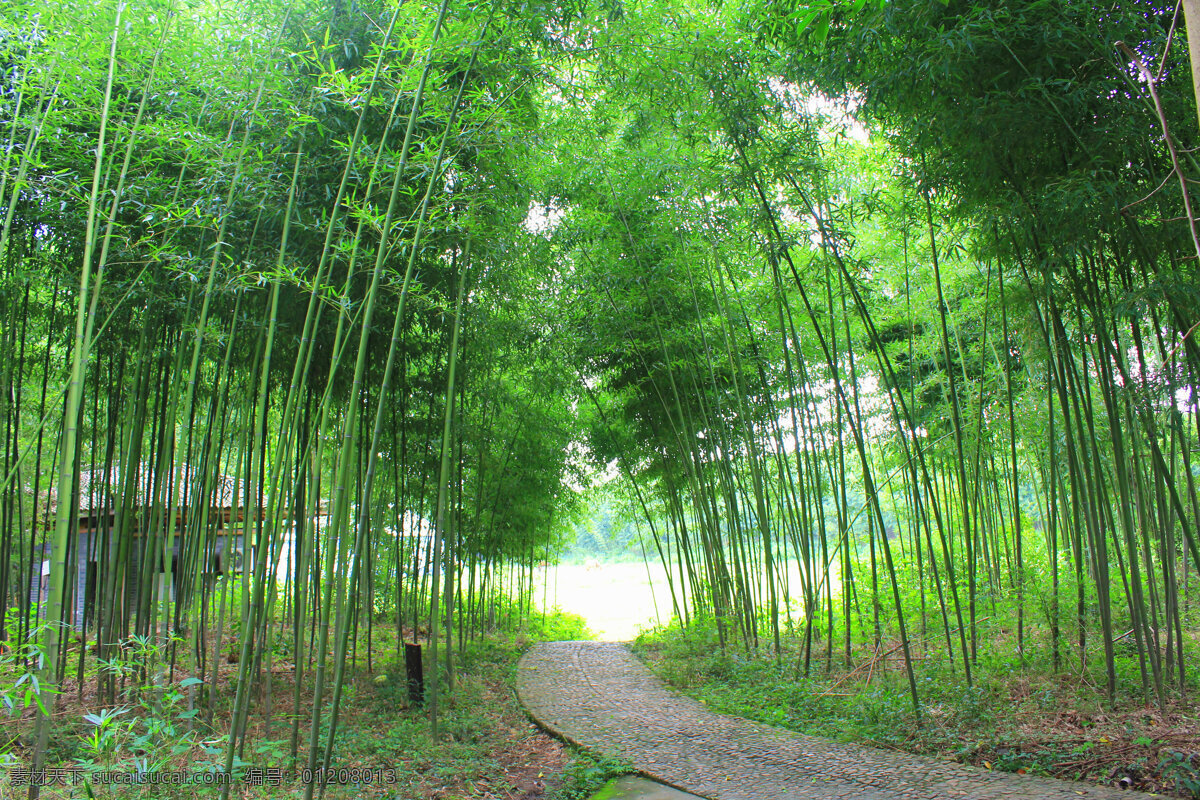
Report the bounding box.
[517,641,1158,800]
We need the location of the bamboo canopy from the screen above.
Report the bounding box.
[0,0,1198,793]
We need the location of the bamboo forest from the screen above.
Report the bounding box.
[2,0,1200,797]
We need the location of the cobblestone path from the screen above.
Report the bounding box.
[517,641,1156,800]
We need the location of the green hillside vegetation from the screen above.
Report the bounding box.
[563,501,643,564]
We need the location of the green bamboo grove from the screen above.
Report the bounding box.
[0,0,584,788]
[1,0,1199,789]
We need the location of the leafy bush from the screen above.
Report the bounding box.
[546,753,633,800]
[1158,751,1200,799]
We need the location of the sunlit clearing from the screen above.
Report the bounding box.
[541,559,837,641]
[541,561,667,641]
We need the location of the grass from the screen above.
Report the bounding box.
[540,562,669,641]
[544,559,817,642]
[0,603,625,800]
[632,616,1200,798]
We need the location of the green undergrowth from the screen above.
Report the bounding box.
[632,618,1200,798]
[1,605,599,799]
[317,605,612,799]
[549,753,636,800]
[286,606,603,800]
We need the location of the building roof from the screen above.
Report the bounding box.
[52,462,249,517]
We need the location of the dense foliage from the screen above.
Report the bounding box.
[1,0,1199,792]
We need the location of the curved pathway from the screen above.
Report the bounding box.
[517,641,1153,800]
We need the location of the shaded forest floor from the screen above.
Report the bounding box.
[633,621,1200,798]
[0,613,622,799]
